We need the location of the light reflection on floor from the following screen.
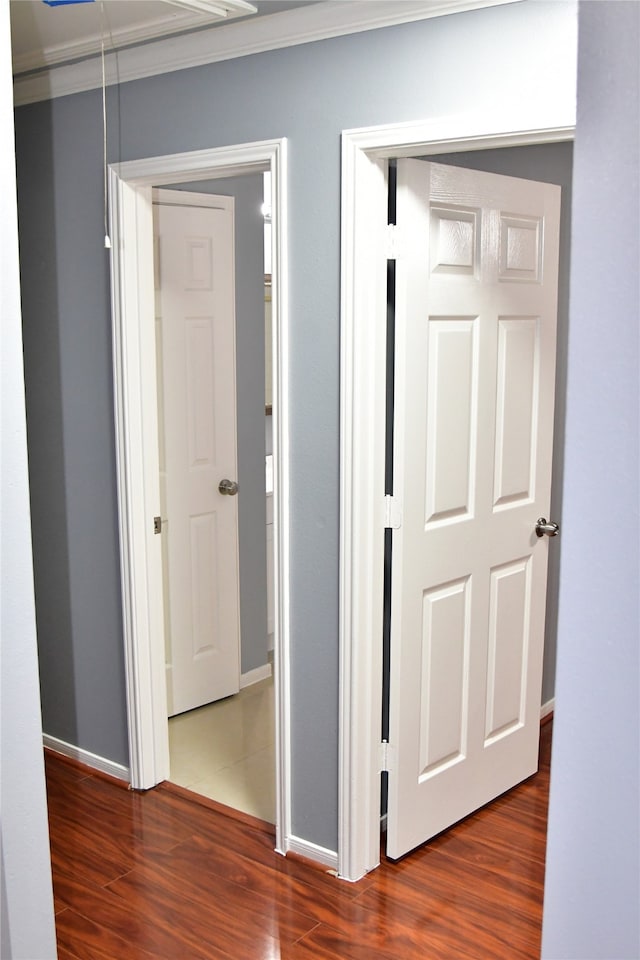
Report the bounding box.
[168,674,275,823]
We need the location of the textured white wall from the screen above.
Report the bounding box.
[0,0,57,955]
[542,2,640,957]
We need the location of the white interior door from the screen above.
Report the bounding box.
[387,160,560,859]
[154,190,240,718]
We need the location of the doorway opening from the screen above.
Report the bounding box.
[108,139,290,854]
[152,177,276,823]
[378,145,573,840]
[338,118,575,882]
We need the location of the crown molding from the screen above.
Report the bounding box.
[13,0,522,107]
[12,3,255,75]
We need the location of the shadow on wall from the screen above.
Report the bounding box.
[17,101,78,748]
[16,95,129,763]
[15,73,151,774]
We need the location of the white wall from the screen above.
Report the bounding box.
[0,1,57,956]
[542,2,640,956]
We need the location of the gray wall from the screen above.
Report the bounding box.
[15,0,576,850]
[18,105,129,764]
[171,175,268,676]
[0,2,57,954]
[542,3,640,957]
[421,143,573,705]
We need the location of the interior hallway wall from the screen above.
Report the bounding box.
[0,0,57,953]
[541,2,639,956]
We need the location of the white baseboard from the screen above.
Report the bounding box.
[240,662,273,689]
[286,835,339,871]
[43,734,130,783]
[540,697,555,721]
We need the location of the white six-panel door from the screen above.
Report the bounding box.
[387,160,560,859]
[154,191,240,718]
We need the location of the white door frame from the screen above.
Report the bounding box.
[108,138,291,855]
[338,114,575,882]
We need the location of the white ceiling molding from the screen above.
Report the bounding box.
[13,0,522,107]
[11,0,257,75]
[163,0,256,14]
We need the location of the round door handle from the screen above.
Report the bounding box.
[218,479,239,496]
[535,517,559,538]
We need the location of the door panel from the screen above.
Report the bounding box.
[424,316,477,524]
[387,160,560,860]
[494,316,539,505]
[154,194,240,718]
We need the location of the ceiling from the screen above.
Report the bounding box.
[10,0,314,74]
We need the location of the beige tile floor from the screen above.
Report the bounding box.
[168,674,275,823]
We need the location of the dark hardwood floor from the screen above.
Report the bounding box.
[46,722,552,959]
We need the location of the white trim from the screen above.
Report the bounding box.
[240,662,273,689]
[112,141,273,186]
[541,698,556,721]
[285,836,339,871]
[13,0,522,106]
[43,735,129,783]
[339,113,575,882]
[152,187,233,211]
[271,137,292,859]
[109,174,168,791]
[108,138,291,858]
[338,140,388,884]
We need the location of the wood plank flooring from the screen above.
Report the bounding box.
[46,722,552,959]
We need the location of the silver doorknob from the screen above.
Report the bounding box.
[218,479,239,496]
[535,517,559,538]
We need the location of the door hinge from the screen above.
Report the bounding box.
[385,224,399,260]
[153,516,163,535]
[379,740,393,773]
[384,495,402,530]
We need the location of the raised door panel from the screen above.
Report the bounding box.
[418,577,470,778]
[424,318,478,526]
[493,316,540,508]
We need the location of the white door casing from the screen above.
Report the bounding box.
[386,160,560,859]
[154,191,240,717]
[108,140,291,858]
[339,113,575,883]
